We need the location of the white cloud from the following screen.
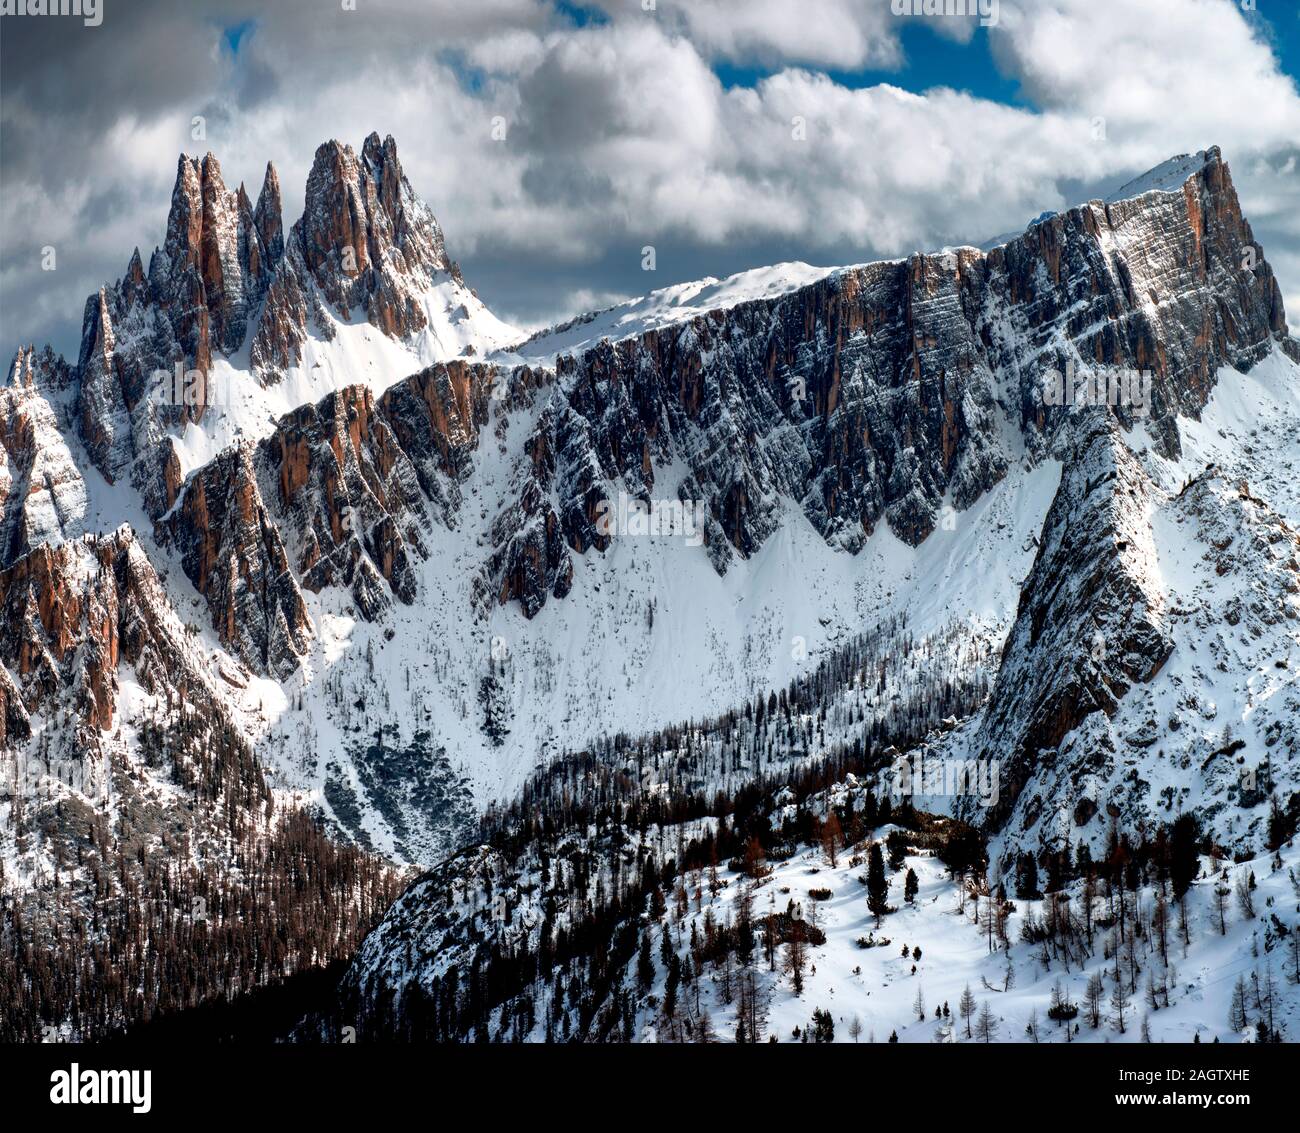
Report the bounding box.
[655,0,905,71]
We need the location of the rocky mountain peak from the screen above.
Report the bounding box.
[249,132,467,376]
[122,246,148,307]
[65,147,293,487]
[299,132,450,311]
[150,148,279,361]
[0,372,88,566]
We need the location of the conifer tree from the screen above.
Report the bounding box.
[866,843,890,925]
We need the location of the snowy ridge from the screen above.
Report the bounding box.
[1106,149,1217,203]
[2,137,1298,1052]
[7,139,1292,869]
[246,458,1054,862]
[167,275,515,481]
[496,261,842,366]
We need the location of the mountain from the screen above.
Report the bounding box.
[2,139,1298,1040]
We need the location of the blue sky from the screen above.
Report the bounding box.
[715,8,1300,108]
[713,25,1023,102]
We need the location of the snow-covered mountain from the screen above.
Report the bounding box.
[2,138,1298,1040]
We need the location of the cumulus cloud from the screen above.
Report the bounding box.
[654,0,905,71]
[1,0,1297,359]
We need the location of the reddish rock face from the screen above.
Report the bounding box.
[159,359,499,648]
[157,152,281,366]
[479,148,1289,620]
[253,161,285,267]
[0,377,88,564]
[8,144,1294,680]
[0,530,199,738]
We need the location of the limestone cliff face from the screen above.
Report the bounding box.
[480,152,1288,618]
[161,359,498,640]
[499,249,1009,612]
[160,445,314,679]
[261,384,427,619]
[136,149,1297,646]
[0,377,87,564]
[983,146,1287,455]
[964,414,1176,832]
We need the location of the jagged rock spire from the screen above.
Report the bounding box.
[254,161,284,264]
[150,150,280,360]
[250,132,455,375]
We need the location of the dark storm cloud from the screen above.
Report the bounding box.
[0,4,224,182]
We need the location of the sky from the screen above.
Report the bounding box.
[1,0,1299,362]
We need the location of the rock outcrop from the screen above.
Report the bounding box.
[985,146,1287,456]
[0,527,235,742]
[75,157,286,487]
[477,150,1289,618]
[0,379,87,565]
[963,413,1175,831]
[160,359,498,647]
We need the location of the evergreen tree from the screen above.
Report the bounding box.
[637,932,654,992]
[866,843,890,925]
[1169,813,1200,901]
[904,868,919,904]
[1110,974,1131,1033]
[1014,851,1041,900]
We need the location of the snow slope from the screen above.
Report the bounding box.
[1106,151,1217,203]
[161,277,516,481]
[244,447,1057,862]
[496,262,843,366]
